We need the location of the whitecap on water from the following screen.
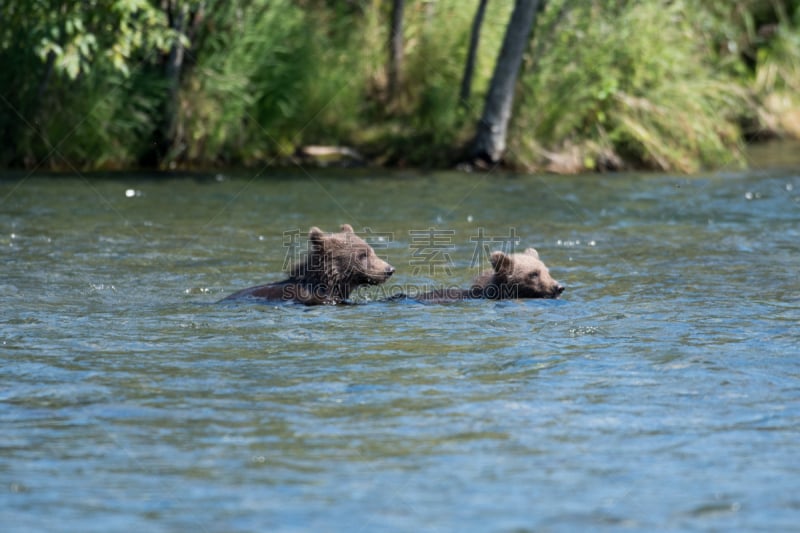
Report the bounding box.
[185,287,212,295]
[89,283,116,292]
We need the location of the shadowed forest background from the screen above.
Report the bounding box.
[2,0,800,174]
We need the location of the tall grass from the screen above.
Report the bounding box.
[180,0,310,164]
[180,1,378,165]
[754,21,800,137]
[353,0,513,166]
[510,0,748,172]
[5,58,166,170]
[2,0,800,172]
[36,69,166,169]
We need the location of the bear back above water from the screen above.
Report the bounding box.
[220,224,395,305]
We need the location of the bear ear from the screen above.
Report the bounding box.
[308,226,325,248]
[524,247,539,258]
[490,251,512,273]
[340,224,354,233]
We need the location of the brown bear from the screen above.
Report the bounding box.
[417,247,564,301]
[221,224,395,305]
[474,248,565,299]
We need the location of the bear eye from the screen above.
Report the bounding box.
[358,251,369,260]
[529,270,540,279]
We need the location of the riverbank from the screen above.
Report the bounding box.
[5,137,798,178]
[2,1,800,174]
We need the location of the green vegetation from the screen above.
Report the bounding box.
[512,0,749,172]
[1,0,800,173]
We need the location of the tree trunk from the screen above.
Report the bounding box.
[387,0,405,102]
[470,0,541,164]
[163,5,185,151]
[140,1,187,167]
[459,0,489,106]
[35,50,56,105]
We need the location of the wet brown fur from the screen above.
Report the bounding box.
[221,224,395,305]
[417,248,564,302]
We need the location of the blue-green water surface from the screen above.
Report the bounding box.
[1,168,799,532]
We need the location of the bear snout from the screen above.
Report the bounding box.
[367,262,394,283]
[555,283,565,296]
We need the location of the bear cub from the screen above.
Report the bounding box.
[417,247,564,301]
[474,248,564,299]
[221,224,395,305]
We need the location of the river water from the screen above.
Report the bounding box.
[1,166,799,532]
